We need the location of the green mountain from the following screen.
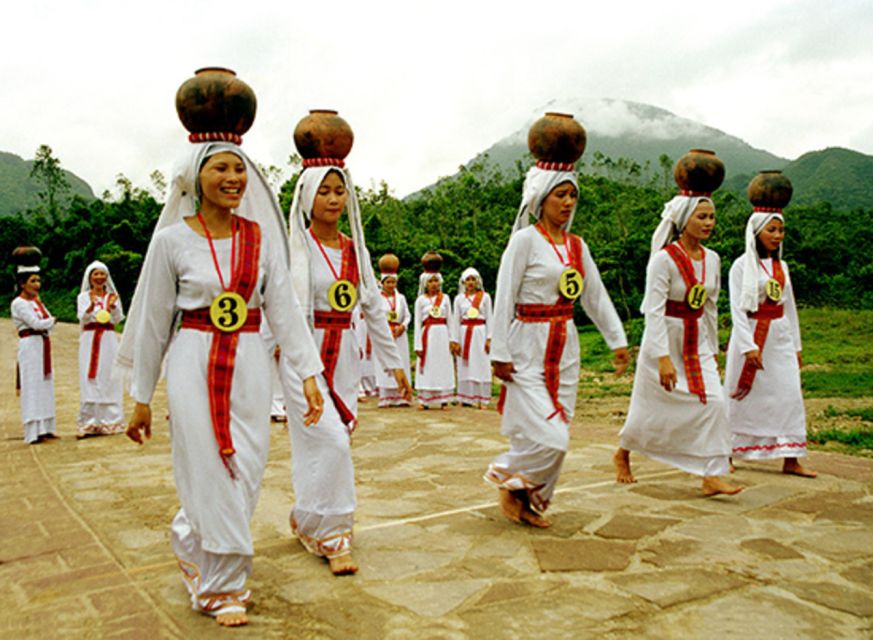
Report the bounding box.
[0,150,95,216]
[464,98,789,182]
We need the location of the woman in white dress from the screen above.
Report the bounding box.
[451,267,493,408]
[11,248,58,444]
[413,253,457,409]
[282,112,412,575]
[725,206,815,477]
[374,254,412,407]
[614,192,743,496]
[121,140,324,627]
[76,261,125,438]
[487,159,629,528]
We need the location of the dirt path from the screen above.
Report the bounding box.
[2,319,871,638]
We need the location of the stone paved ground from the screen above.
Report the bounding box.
[2,319,872,639]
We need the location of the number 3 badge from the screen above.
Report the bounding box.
[210,292,248,332]
[328,279,357,312]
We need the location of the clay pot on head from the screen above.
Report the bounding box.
[748,170,793,209]
[421,251,443,273]
[379,253,400,274]
[528,112,587,164]
[11,245,42,268]
[674,149,725,194]
[175,67,257,136]
[294,110,354,160]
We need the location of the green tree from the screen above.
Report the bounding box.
[29,144,70,225]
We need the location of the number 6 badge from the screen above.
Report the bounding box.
[328,280,357,312]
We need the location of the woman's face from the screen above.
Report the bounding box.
[199,152,247,211]
[22,274,41,296]
[757,218,785,256]
[541,181,578,230]
[682,200,716,242]
[464,275,478,293]
[382,276,397,294]
[311,171,347,225]
[90,269,108,289]
[426,276,441,295]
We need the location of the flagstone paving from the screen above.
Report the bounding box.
[2,319,871,638]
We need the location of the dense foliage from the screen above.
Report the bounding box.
[3,148,871,325]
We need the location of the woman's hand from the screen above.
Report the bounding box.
[658,356,677,392]
[450,341,461,357]
[744,349,764,370]
[613,347,630,376]
[796,351,803,368]
[493,361,516,382]
[415,350,424,360]
[485,339,491,355]
[302,376,323,427]
[107,293,118,309]
[394,369,413,401]
[392,324,405,338]
[126,403,152,444]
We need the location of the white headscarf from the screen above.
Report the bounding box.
[288,165,378,320]
[740,211,785,313]
[458,267,483,293]
[80,260,119,295]
[511,166,578,234]
[418,271,443,298]
[115,141,289,383]
[640,194,712,313]
[380,271,398,283]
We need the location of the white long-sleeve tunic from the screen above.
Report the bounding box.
[491,226,627,452]
[373,291,411,389]
[619,248,731,465]
[453,292,493,384]
[12,296,56,425]
[77,292,124,404]
[131,221,322,556]
[413,293,457,392]
[725,257,806,441]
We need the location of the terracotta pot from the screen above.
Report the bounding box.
[378,253,400,273]
[527,112,587,164]
[11,245,42,267]
[421,250,443,273]
[674,149,725,194]
[748,170,793,209]
[293,110,354,160]
[175,67,257,136]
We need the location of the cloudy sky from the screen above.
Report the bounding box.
[3,0,871,197]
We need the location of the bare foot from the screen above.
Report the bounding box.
[783,458,817,478]
[328,553,358,575]
[613,448,636,484]
[418,405,427,411]
[215,604,248,627]
[498,488,523,524]
[520,507,552,528]
[702,476,744,496]
[729,459,736,473]
[441,404,450,411]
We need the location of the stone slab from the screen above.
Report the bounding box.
[532,538,635,572]
[611,568,747,607]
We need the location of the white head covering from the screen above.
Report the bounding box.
[380,271,398,283]
[739,211,785,313]
[288,165,378,320]
[512,166,578,234]
[80,260,119,295]
[639,194,712,313]
[418,271,443,298]
[16,266,40,274]
[115,141,289,382]
[458,267,483,293]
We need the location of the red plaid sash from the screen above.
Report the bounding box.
[513,302,575,422]
[83,322,115,380]
[313,233,359,427]
[182,217,261,477]
[419,292,445,371]
[663,243,707,404]
[734,260,786,395]
[460,291,485,361]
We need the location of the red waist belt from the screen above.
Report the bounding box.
[313,310,355,427]
[419,316,448,371]
[83,322,116,380]
[460,317,486,360]
[735,302,785,395]
[181,308,262,332]
[514,303,574,422]
[18,329,52,379]
[665,299,706,403]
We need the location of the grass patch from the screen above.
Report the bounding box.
[824,405,873,422]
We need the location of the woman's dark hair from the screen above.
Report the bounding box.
[15,271,39,289]
[755,236,773,259]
